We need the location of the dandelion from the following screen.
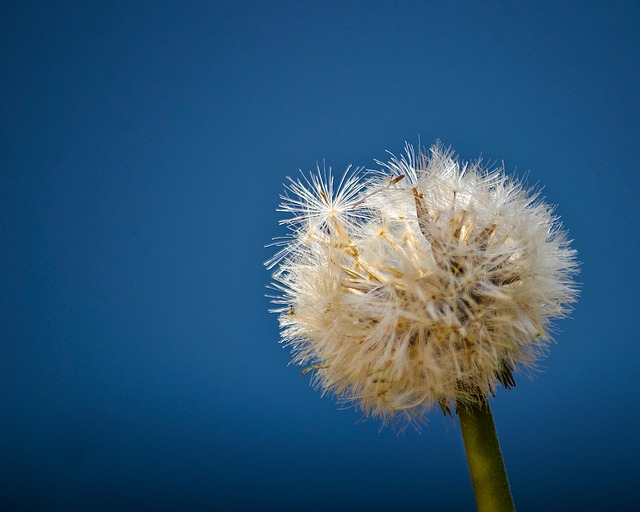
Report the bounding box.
[266,142,578,511]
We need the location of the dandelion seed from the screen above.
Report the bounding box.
[267,142,579,426]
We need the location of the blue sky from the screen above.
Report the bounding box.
[1,1,639,510]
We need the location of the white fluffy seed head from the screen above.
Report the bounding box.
[267,143,579,425]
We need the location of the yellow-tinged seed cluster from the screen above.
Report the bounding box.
[267,143,578,424]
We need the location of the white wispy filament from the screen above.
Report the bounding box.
[267,143,578,424]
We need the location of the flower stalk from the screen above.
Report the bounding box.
[457,397,515,512]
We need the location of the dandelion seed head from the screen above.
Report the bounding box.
[267,143,579,425]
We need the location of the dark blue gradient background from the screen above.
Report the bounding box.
[2,1,638,510]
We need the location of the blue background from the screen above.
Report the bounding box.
[2,1,639,510]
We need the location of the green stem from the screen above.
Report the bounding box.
[457,397,516,512]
